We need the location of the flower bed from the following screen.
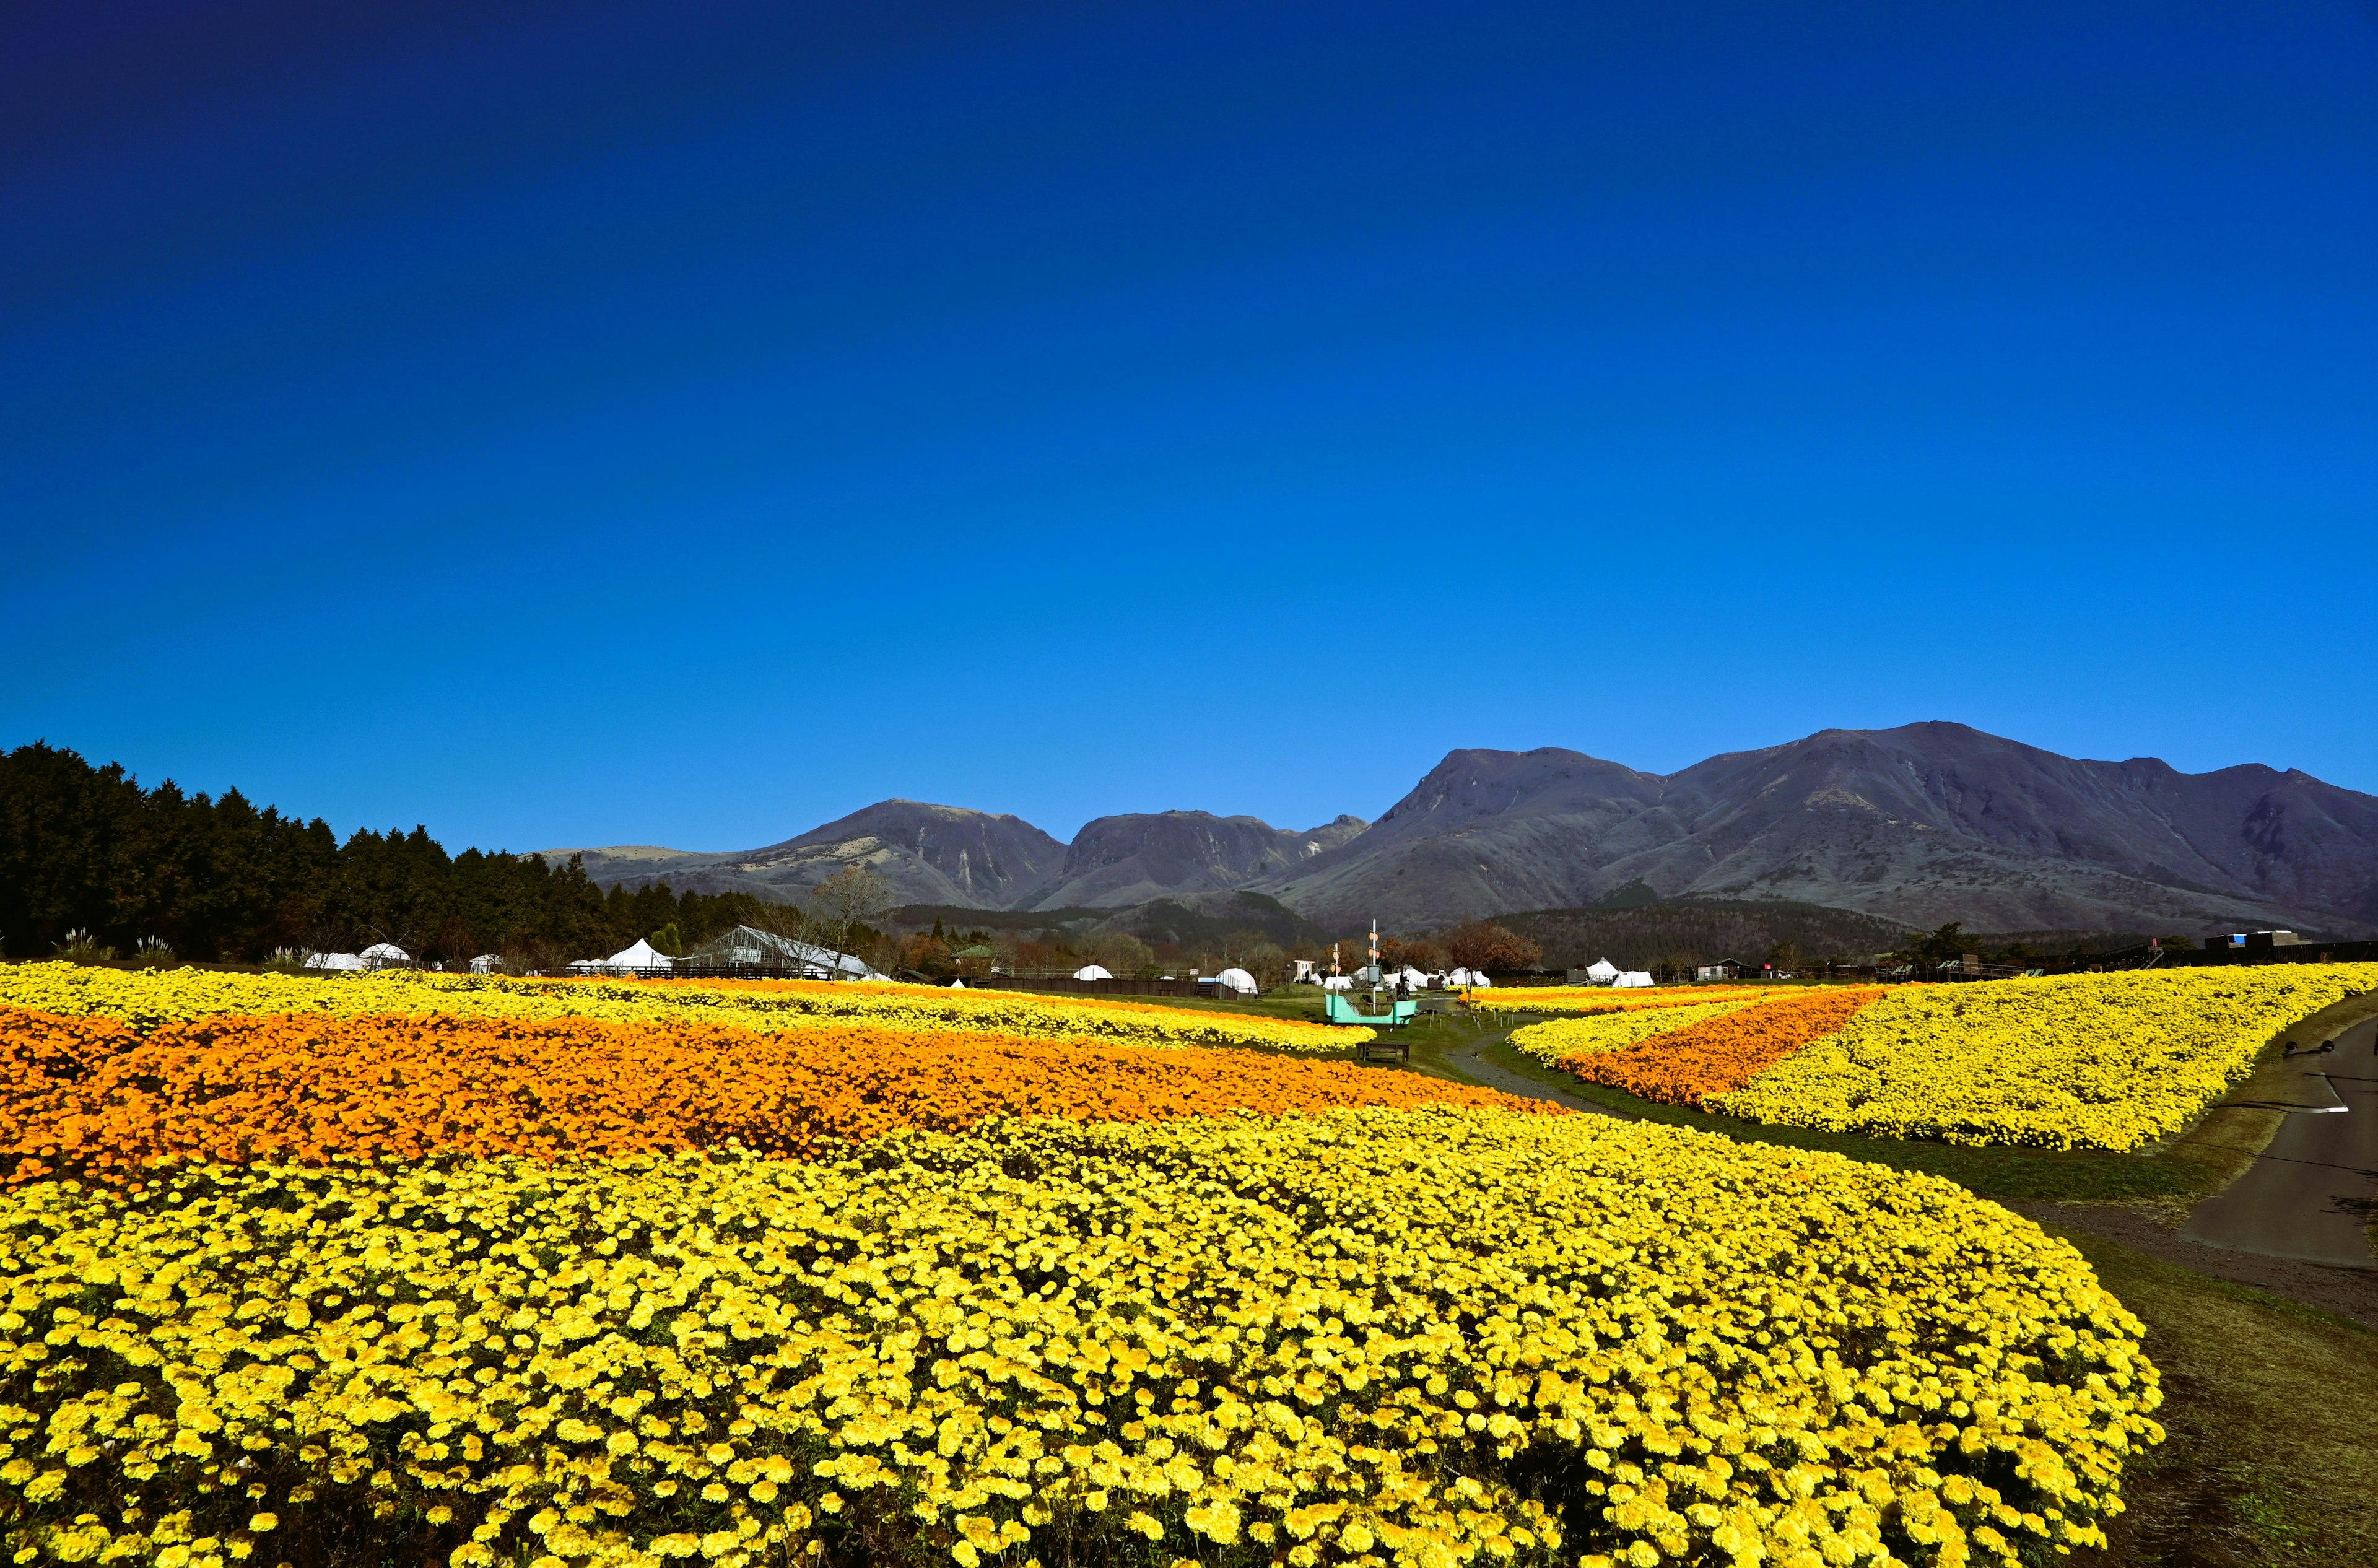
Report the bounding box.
[0,1006,1536,1183]
[1463,984,1756,1019]
[1560,986,1891,1106]
[0,1109,2161,1568]
[1709,965,2378,1150]
[0,964,1356,1052]
[1505,997,1768,1065]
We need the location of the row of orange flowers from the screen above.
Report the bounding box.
[1556,985,1892,1105]
[0,1005,1548,1183]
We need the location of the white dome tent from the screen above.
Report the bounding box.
[1072,964,1114,982]
[358,943,409,970]
[1448,967,1494,988]
[303,951,365,972]
[469,954,502,975]
[1394,966,1429,990]
[1211,967,1258,995]
[1585,958,1619,985]
[1322,975,1353,991]
[1614,970,1655,988]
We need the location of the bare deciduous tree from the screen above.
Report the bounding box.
[808,865,894,969]
[1442,920,1544,975]
[1080,931,1154,973]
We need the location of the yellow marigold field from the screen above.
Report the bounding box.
[0,1109,2160,1568]
[1709,964,2378,1150]
[0,965,1357,1053]
[1505,999,1769,1066]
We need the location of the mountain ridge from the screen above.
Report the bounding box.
[550,723,2378,936]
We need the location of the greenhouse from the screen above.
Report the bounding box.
[679,924,880,979]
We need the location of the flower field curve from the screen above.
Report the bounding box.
[0,964,1359,1052]
[1559,987,1894,1107]
[1,1110,2162,1568]
[1709,964,2378,1150]
[1505,998,1770,1067]
[1504,966,2378,1151]
[0,1006,1544,1183]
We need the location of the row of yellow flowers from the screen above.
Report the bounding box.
[1,1108,2160,1568]
[1461,986,1754,1020]
[1497,965,2378,1151]
[1709,964,2378,1150]
[0,965,1359,1053]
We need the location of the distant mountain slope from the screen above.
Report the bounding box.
[1022,811,1367,909]
[1261,723,2378,935]
[551,800,1066,907]
[549,723,2378,936]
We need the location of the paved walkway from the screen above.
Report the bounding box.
[2183,1009,2378,1270]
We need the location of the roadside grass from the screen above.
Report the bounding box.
[2058,1232,2378,1568]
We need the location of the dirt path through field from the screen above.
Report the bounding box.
[1435,1024,1624,1116]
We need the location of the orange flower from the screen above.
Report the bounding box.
[0,1006,1553,1183]
[1566,986,1891,1106]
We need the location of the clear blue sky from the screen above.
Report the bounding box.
[5,0,2374,852]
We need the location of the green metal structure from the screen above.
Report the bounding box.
[1325,991,1416,1028]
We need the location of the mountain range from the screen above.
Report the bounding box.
[547,723,2378,937]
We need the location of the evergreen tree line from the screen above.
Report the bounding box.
[0,742,773,965]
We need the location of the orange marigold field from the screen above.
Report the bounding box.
[1565,985,1892,1106]
[0,1006,1551,1183]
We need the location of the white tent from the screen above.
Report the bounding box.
[1322,975,1353,991]
[359,943,409,970]
[949,978,966,988]
[1212,967,1258,995]
[1614,971,1655,988]
[303,951,365,972]
[469,954,502,975]
[1448,967,1494,988]
[1585,958,1619,984]
[605,938,670,972]
[1394,965,1430,990]
[1073,964,1113,982]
